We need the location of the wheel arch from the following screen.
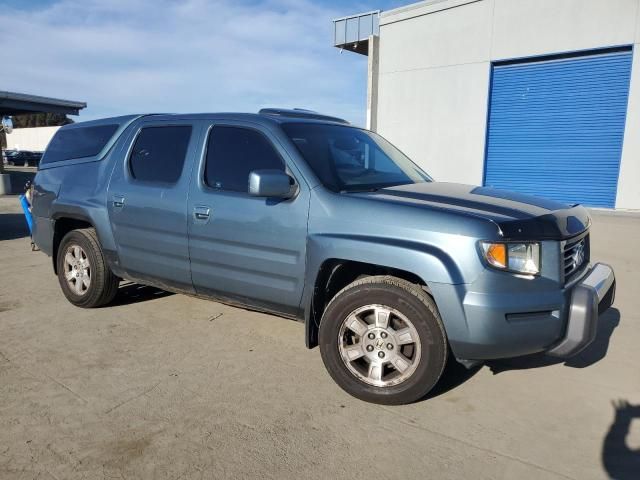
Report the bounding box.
[303,234,462,349]
[50,205,116,275]
[51,215,94,275]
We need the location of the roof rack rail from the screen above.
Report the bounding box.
[258,108,350,125]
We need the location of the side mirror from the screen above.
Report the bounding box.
[1,116,13,134]
[248,169,294,198]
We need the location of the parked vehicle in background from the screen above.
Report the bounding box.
[2,149,18,164]
[3,149,43,167]
[29,110,616,404]
[20,151,40,167]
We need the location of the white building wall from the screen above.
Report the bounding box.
[6,126,60,152]
[375,0,640,209]
[617,34,640,209]
[377,0,492,185]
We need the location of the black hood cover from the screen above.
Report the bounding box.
[361,182,591,240]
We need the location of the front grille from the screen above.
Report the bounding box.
[563,234,589,282]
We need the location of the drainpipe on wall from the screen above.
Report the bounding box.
[366,34,380,132]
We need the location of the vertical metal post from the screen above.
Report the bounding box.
[344,19,347,45]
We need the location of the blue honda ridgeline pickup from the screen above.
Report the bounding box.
[31,109,616,404]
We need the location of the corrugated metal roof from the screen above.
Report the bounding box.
[0,91,86,116]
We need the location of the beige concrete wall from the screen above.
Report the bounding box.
[491,0,638,60]
[375,0,640,208]
[6,126,59,152]
[377,0,493,184]
[377,62,490,184]
[617,47,640,209]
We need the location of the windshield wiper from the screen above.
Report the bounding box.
[340,187,382,194]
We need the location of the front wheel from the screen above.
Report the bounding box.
[319,276,448,405]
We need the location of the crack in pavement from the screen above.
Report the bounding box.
[2,354,89,405]
[42,373,89,404]
[104,382,162,415]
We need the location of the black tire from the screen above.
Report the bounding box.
[319,275,448,405]
[56,228,119,308]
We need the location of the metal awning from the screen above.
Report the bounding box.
[332,10,380,55]
[0,91,86,116]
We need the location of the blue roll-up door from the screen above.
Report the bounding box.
[484,49,633,208]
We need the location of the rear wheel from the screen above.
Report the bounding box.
[56,228,119,308]
[319,276,448,405]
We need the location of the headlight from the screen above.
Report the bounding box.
[480,242,541,275]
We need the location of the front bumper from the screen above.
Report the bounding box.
[432,262,616,361]
[546,262,616,357]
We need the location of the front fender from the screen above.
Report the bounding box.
[301,232,480,347]
[306,233,464,286]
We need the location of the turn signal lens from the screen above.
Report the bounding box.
[480,242,541,275]
[482,243,507,269]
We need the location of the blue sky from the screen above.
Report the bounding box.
[1,0,411,126]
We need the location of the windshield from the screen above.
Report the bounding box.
[281,123,431,192]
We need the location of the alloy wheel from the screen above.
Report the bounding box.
[63,244,91,296]
[338,304,422,387]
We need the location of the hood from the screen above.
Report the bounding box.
[352,182,590,240]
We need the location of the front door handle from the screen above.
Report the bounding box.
[193,206,211,222]
[113,195,125,208]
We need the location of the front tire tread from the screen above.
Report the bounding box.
[319,275,448,405]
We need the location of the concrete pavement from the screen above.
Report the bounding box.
[0,196,638,479]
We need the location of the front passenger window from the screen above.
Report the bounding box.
[205,126,284,192]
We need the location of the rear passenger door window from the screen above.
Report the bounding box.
[205,126,284,192]
[129,126,192,184]
[107,121,197,292]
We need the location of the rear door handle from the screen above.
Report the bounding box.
[193,205,211,222]
[113,195,125,208]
